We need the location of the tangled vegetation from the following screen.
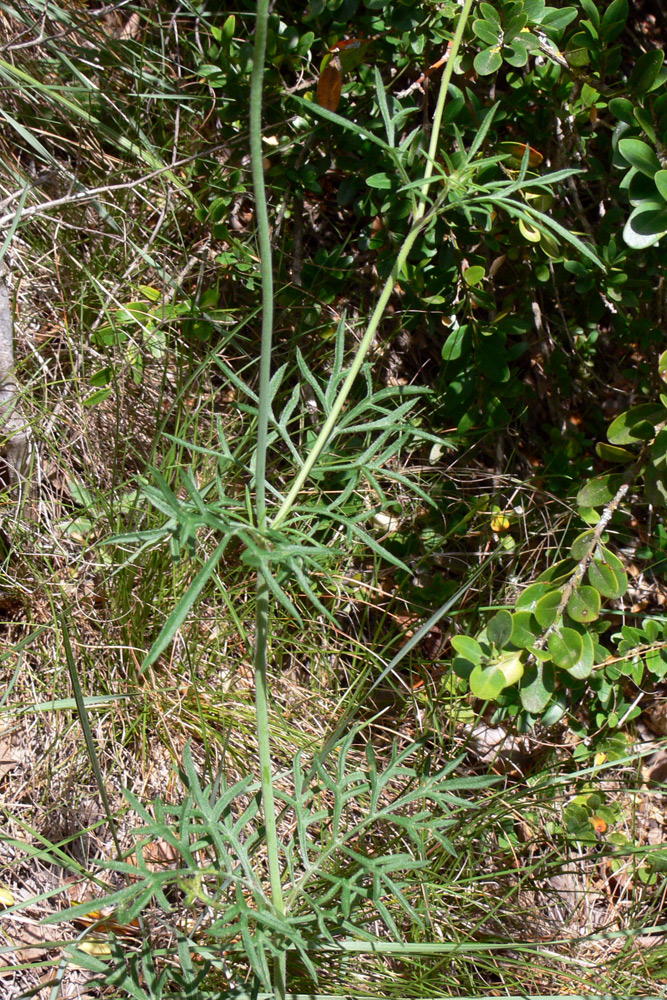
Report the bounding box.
[1,0,667,997]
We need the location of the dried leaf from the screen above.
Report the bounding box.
[318,55,342,112]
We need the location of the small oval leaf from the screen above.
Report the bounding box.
[534,590,563,629]
[548,628,584,670]
[577,473,625,508]
[487,610,513,649]
[516,582,551,612]
[451,635,483,664]
[567,585,601,623]
[588,558,623,598]
[618,137,661,178]
[570,529,595,561]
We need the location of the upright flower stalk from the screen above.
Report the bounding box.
[249,2,286,997]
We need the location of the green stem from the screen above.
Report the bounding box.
[270,0,474,532]
[250,2,286,997]
[270,214,428,531]
[250,0,273,533]
[416,0,475,220]
[253,574,287,996]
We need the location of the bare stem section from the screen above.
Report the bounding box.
[0,263,30,488]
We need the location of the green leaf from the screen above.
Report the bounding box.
[441,324,469,361]
[470,664,505,700]
[510,610,538,648]
[540,7,578,33]
[516,582,551,612]
[470,652,524,699]
[462,265,485,286]
[472,19,501,45]
[451,635,483,664]
[600,0,628,41]
[487,610,513,649]
[548,628,583,670]
[580,0,600,29]
[519,661,554,713]
[474,46,503,75]
[624,203,667,249]
[655,170,667,201]
[618,138,661,178]
[630,49,665,93]
[567,585,601,623]
[596,442,636,463]
[534,590,562,628]
[588,556,626,598]
[577,473,625,507]
[505,41,529,68]
[480,2,501,24]
[609,97,634,124]
[564,629,595,679]
[607,403,663,444]
[536,558,576,586]
[142,537,229,671]
[292,96,391,150]
[366,173,393,189]
[653,427,667,471]
[570,530,595,561]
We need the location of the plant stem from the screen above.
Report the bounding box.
[250,0,273,532]
[250,2,286,997]
[416,0,475,220]
[270,0,474,532]
[270,213,428,531]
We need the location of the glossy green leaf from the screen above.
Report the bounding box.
[570,529,595,561]
[480,2,501,24]
[441,325,469,362]
[510,610,538,649]
[652,427,667,470]
[579,0,600,29]
[505,41,529,68]
[541,7,578,33]
[609,97,634,124]
[618,138,661,178]
[567,585,601,623]
[516,582,551,612]
[577,473,625,507]
[655,170,667,201]
[536,558,576,586]
[564,629,595,679]
[366,173,393,189]
[519,661,554,713]
[487,610,513,649]
[630,49,665,93]
[472,19,500,45]
[600,0,628,41]
[470,652,524,699]
[588,557,623,598]
[624,203,667,249]
[607,403,663,444]
[451,635,483,664]
[463,265,485,287]
[548,628,583,670]
[534,590,562,628]
[474,46,503,75]
[595,442,636,463]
